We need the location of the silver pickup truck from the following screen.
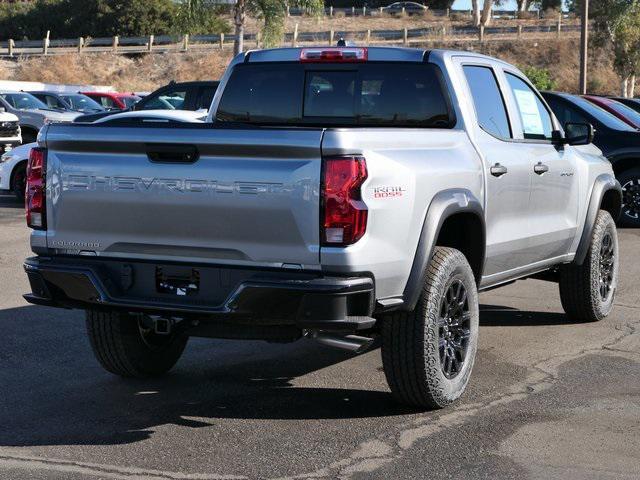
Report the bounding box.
[24,47,622,409]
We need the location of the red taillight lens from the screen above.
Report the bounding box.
[300,47,368,63]
[322,156,368,246]
[26,147,46,230]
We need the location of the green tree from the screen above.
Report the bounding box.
[539,0,561,10]
[0,0,229,40]
[175,0,229,35]
[592,0,640,97]
[521,66,557,90]
[233,0,324,54]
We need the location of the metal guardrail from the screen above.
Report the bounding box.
[0,21,580,57]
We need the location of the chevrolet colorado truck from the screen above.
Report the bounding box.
[23,48,622,409]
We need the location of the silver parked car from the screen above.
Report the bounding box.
[0,91,80,144]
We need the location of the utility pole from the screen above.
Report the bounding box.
[579,0,589,94]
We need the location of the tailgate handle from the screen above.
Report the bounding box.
[146,144,199,164]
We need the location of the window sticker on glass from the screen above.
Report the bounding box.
[513,89,544,135]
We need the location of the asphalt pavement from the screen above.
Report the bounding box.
[0,191,638,479]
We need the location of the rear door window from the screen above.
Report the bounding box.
[462,65,511,139]
[216,63,453,128]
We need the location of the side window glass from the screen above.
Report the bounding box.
[143,90,187,110]
[198,87,217,110]
[462,65,511,139]
[506,73,554,140]
[48,96,64,109]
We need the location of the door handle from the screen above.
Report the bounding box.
[146,144,199,164]
[534,162,549,175]
[490,163,508,177]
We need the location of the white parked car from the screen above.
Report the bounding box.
[0,108,22,147]
[0,142,35,200]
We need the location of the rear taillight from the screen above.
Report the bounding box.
[300,47,368,63]
[321,156,368,246]
[26,147,46,230]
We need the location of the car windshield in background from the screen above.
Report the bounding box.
[216,63,453,128]
[569,95,636,131]
[1,93,48,110]
[61,94,104,112]
[143,91,187,110]
[122,96,141,108]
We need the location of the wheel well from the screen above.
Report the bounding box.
[436,213,485,284]
[20,126,38,139]
[9,160,27,190]
[601,188,622,220]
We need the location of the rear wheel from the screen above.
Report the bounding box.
[559,210,619,322]
[381,247,479,409]
[85,310,188,378]
[11,163,26,201]
[619,167,640,227]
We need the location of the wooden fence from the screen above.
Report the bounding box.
[0,20,580,58]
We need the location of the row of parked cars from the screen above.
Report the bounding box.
[0,80,219,199]
[0,77,639,227]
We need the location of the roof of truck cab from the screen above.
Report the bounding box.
[243,47,517,68]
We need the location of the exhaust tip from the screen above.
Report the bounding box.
[307,331,376,354]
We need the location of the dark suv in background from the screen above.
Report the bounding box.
[542,91,640,227]
[75,80,219,123]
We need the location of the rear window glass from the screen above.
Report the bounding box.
[216,63,453,128]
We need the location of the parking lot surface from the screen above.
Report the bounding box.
[1,191,639,479]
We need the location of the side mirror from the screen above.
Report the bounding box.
[0,107,5,113]
[563,122,594,146]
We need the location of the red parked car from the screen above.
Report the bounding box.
[583,95,640,129]
[81,91,141,111]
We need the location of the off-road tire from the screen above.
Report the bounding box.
[381,247,479,409]
[618,167,640,228]
[559,210,619,322]
[86,310,188,378]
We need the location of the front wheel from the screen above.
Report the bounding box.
[559,210,619,322]
[85,310,188,378]
[619,167,640,227]
[381,247,479,409]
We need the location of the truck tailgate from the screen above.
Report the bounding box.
[44,125,322,269]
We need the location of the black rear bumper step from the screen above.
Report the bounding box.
[24,256,376,333]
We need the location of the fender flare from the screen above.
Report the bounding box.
[574,173,622,265]
[402,189,485,311]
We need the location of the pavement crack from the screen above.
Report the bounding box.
[0,453,247,480]
[278,317,640,479]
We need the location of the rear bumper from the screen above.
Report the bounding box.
[24,256,376,333]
